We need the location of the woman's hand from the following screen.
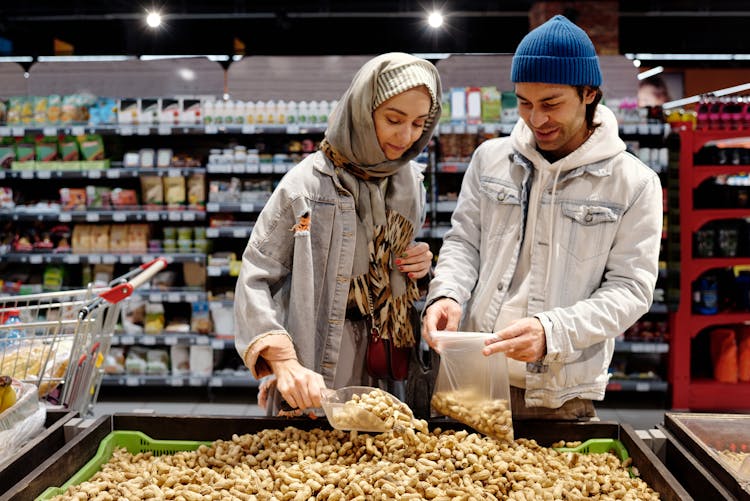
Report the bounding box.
[421,297,462,349]
[395,241,433,280]
[267,359,326,410]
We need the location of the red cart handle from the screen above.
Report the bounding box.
[98,257,169,304]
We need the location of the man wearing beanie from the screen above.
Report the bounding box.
[423,16,662,419]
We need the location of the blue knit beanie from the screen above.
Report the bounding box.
[511,15,602,87]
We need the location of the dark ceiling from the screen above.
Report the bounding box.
[1,1,749,62]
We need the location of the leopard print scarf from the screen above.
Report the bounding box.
[322,140,420,348]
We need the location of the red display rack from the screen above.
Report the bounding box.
[668,127,750,410]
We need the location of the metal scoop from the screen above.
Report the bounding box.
[320,386,392,433]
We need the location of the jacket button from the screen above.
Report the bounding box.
[497,282,504,291]
[497,193,506,201]
[585,213,593,222]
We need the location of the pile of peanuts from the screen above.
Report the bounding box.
[431,389,514,443]
[717,449,750,473]
[332,388,417,432]
[49,425,660,500]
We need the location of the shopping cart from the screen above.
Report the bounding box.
[0,257,168,415]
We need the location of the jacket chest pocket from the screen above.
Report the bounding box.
[559,202,621,262]
[479,179,522,238]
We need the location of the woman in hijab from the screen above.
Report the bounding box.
[234,53,442,415]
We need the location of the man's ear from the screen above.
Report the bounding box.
[583,86,597,105]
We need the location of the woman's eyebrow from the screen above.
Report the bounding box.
[383,107,430,118]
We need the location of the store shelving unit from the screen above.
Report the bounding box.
[0,121,326,389]
[668,127,750,410]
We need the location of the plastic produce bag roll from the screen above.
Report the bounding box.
[430,330,514,442]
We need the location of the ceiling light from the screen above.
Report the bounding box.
[663,82,750,110]
[0,56,33,63]
[637,66,664,80]
[428,11,444,28]
[632,59,641,68]
[146,11,162,28]
[178,68,195,81]
[37,55,135,62]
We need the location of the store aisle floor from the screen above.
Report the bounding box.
[93,390,669,431]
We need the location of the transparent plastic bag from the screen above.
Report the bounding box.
[430,331,514,442]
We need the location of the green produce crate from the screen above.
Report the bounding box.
[37,430,211,500]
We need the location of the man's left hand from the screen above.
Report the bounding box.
[483,317,547,362]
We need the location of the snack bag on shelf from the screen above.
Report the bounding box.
[710,328,738,383]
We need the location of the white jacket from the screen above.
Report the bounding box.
[426,105,663,408]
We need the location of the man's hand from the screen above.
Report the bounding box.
[421,297,462,348]
[395,242,432,280]
[267,359,326,410]
[483,317,547,362]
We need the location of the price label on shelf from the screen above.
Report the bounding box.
[21,171,34,179]
[141,336,157,345]
[168,293,181,303]
[207,266,222,277]
[103,255,117,264]
[210,377,223,387]
[86,213,100,222]
[112,212,127,222]
[167,168,181,177]
[622,124,637,135]
[0,127,10,136]
[88,170,102,179]
[170,376,184,387]
[211,339,225,350]
[119,125,134,136]
[149,293,161,302]
[453,124,466,134]
[168,212,181,221]
[72,126,85,136]
[467,124,479,134]
[205,228,219,238]
[43,127,57,137]
[635,382,650,392]
[36,171,51,179]
[182,212,196,222]
[637,124,649,135]
[146,212,160,221]
[88,255,101,264]
[157,125,172,135]
[106,169,121,179]
[189,377,203,386]
[59,213,73,222]
[11,127,25,136]
[206,203,220,212]
[64,254,80,264]
[286,125,300,134]
[196,336,209,345]
[185,294,199,303]
[126,377,140,386]
[240,203,254,212]
[164,336,178,346]
[29,255,43,264]
[233,228,247,238]
[204,124,219,134]
[120,255,134,264]
[241,124,256,134]
[137,126,150,136]
[120,336,135,345]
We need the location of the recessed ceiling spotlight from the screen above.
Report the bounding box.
[632,59,641,68]
[146,11,162,28]
[428,11,444,28]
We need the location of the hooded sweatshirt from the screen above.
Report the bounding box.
[499,105,626,386]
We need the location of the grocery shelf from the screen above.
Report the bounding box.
[687,210,750,231]
[614,341,669,353]
[0,252,205,265]
[205,226,254,239]
[100,373,257,388]
[206,163,294,174]
[0,123,327,137]
[0,209,206,223]
[691,165,750,188]
[606,378,669,392]
[436,162,469,173]
[0,166,204,180]
[206,202,265,213]
[679,379,750,410]
[111,333,232,349]
[133,289,207,303]
[435,122,667,137]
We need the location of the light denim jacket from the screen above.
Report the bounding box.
[426,106,663,408]
[234,151,426,386]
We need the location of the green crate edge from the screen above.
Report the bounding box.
[553,438,630,462]
[36,430,212,501]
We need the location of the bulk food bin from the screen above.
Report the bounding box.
[662,412,750,500]
[0,408,77,495]
[3,413,692,501]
